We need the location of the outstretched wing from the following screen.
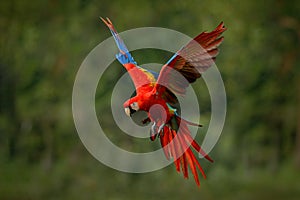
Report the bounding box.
[154,22,226,101]
[154,23,226,186]
[101,17,158,94]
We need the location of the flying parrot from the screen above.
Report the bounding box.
[101,17,226,186]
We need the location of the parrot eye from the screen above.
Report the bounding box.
[130,102,139,111]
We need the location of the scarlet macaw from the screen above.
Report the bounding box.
[101,17,226,186]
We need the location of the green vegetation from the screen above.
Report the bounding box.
[1,0,300,199]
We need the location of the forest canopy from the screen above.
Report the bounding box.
[0,0,300,199]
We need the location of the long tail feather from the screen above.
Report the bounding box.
[158,118,212,187]
[176,114,203,127]
[172,130,185,174]
[183,131,214,163]
[176,115,213,163]
[168,129,180,172]
[185,148,200,186]
[160,126,170,160]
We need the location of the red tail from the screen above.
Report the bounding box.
[159,117,213,186]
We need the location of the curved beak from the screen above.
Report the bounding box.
[124,106,137,117]
[124,107,131,117]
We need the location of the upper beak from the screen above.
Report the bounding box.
[125,107,131,117]
[124,106,136,117]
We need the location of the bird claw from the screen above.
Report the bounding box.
[151,122,156,134]
[150,122,165,141]
[157,123,165,133]
[151,122,165,134]
[150,122,158,141]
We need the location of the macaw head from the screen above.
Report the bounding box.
[123,97,140,117]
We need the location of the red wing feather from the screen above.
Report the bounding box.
[154,22,226,99]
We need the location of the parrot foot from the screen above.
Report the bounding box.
[150,122,166,141]
[157,123,165,133]
[151,122,156,134]
[150,122,157,141]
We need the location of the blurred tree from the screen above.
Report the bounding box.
[0,0,300,199]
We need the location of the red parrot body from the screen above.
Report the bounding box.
[101,17,226,186]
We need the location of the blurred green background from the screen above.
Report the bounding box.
[1,0,300,199]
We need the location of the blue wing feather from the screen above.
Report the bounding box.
[116,52,137,65]
[166,53,179,65]
[108,29,129,54]
[101,17,136,65]
[102,17,159,81]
